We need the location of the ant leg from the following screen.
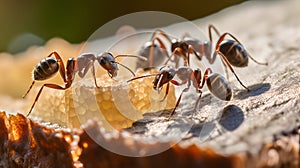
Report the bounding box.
[150,29,172,44]
[148,40,155,68]
[198,68,213,88]
[147,29,174,68]
[148,37,169,68]
[160,82,169,102]
[22,81,35,98]
[26,83,69,117]
[163,47,184,66]
[205,25,221,64]
[48,52,67,82]
[217,51,249,91]
[166,86,190,121]
[190,68,212,116]
[207,50,218,64]
[49,52,78,89]
[164,79,190,120]
[208,24,221,43]
[191,90,203,117]
[186,45,201,66]
[77,59,100,88]
[90,62,101,88]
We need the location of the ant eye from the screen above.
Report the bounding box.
[167,73,173,79]
[100,58,106,65]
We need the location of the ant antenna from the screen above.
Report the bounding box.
[248,54,268,65]
[127,74,157,83]
[113,54,148,76]
[22,81,36,98]
[113,61,136,76]
[114,54,147,61]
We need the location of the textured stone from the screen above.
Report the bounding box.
[0,0,299,167]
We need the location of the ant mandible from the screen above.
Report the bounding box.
[127,63,232,120]
[23,51,146,117]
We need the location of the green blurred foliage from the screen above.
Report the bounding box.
[0,0,244,54]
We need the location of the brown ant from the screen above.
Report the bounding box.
[127,63,232,120]
[23,51,146,117]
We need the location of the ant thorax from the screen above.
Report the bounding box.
[77,53,96,71]
[171,39,189,54]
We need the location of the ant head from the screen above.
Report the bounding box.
[153,66,176,90]
[97,52,118,77]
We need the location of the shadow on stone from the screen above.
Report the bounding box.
[235,83,271,100]
[187,122,216,142]
[218,105,244,131]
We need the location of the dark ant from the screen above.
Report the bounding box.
[138,27,261,91]
[183,24,268,80]
[23,51,146,117]
[127,64,232,120]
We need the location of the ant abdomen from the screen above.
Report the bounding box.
[137,42,168,69]
[219,39,249,67]
[206,73,232,101]
[33,57,59,81]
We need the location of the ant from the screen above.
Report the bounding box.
[182,24,268,79]
[139,25,268,91]
[23,51,146,117]
[127,62,232,120]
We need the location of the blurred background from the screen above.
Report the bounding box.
[0,0,245,54]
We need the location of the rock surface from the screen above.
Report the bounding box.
[0,1,299,168]
[124,0,300,167]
